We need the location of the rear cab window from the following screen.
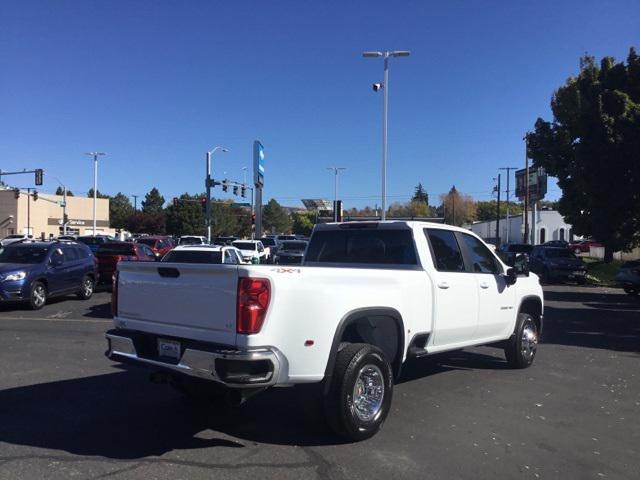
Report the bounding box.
[305,226,418,267]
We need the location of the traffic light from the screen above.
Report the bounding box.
[241,187,246,198]
[201,196,207,213]
[32,190,38,201]
[13,188,20,199]
[233,186,238,196]
[63,214,69,224]
[222,182,228,193]
[35,169,43,186]
[251,213,256,225]
[173,197,178,206]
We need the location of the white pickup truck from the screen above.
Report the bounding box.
[106,221,543,440]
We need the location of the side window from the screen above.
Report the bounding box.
[460,234,500,274]
[223,251,236,264]
[51,248,65,265]
[145,246,156,258]
[64,247,78,262]
[425,229,465,272]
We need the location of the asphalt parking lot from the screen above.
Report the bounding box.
[0,286,638,480]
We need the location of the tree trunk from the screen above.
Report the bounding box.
[604,246,614,263]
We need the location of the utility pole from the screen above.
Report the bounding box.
[524,135,530,244]
[499,167,517,244]
[205,146,229,243]
[495,174,501,242]
[452,193,456,225]
[62,187,67,235]
[27,188,31,236]
[131,195,139,211]
[326,167,346,222]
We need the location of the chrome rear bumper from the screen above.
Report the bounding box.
[106,330,280,388]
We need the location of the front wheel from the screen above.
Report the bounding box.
[323,343,393,441]
[504,313,539,368]
[29,281,47,310]
[623,286,639,295]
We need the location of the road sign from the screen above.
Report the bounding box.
[35,169,44,186]
[515,167,547,202]
[253,140,264,187]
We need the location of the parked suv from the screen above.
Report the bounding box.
[275,240,308,265]
[76,235,114,254]
[0,241,96,309]
[96,242,157,286]
[529,246,586,284]
[135,236,175,258]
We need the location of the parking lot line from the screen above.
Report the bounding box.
[0,316,111,324]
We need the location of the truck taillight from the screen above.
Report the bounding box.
[237,277,270,334]
[111,271,119,317]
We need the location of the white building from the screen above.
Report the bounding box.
[468,210,576,245]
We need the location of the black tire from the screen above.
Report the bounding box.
[504,313,539,369]
[623,287,638,295]
[77,275,94,300]
[170,376,227,404]
[323,343,393,441]
[29,281,47,310]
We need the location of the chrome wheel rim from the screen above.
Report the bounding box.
[521,322,538,361]
[83,278,93,296]
[351,364,384,422]
[33,286,46,307]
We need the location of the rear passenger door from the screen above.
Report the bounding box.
[424,228,479,346]
[459,233,516,340]
[63,246,84,289]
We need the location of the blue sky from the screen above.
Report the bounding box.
[1,0,638,208]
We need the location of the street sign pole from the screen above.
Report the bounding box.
[253,141,264,238]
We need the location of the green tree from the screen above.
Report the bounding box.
[528,49,640,261]
[165,194,206,236]
[141,187,165,214]
[412,183,429,205]
[262,199,292,234]
[475,200,523,222]
[87,188,109,199]
[125,211,166,234]
[292,211,315,235]
[55,186,74,196]
[211,200,241,237]
[439,186,476,226]
[110,192,134,229]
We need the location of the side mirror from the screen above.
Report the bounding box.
[505,267,518,286]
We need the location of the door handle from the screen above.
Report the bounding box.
[480,282,490,289]
[437,282,450,289]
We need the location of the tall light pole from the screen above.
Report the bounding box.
[363,50,410,220]
[205,146,229,243]
[499,166,518,244]
[85,152,106,236]
[326,167,346,222]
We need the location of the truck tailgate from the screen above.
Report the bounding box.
[115,262,238,345]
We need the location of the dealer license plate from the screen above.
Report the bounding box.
[157,338,181,360]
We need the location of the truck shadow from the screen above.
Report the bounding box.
[0,352,502,455]
[542,289,640,353]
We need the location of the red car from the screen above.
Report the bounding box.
[95,242,157,285]
[134,236,175,258]
[569,239,603,254]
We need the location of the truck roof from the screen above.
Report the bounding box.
[315,220,467,233]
